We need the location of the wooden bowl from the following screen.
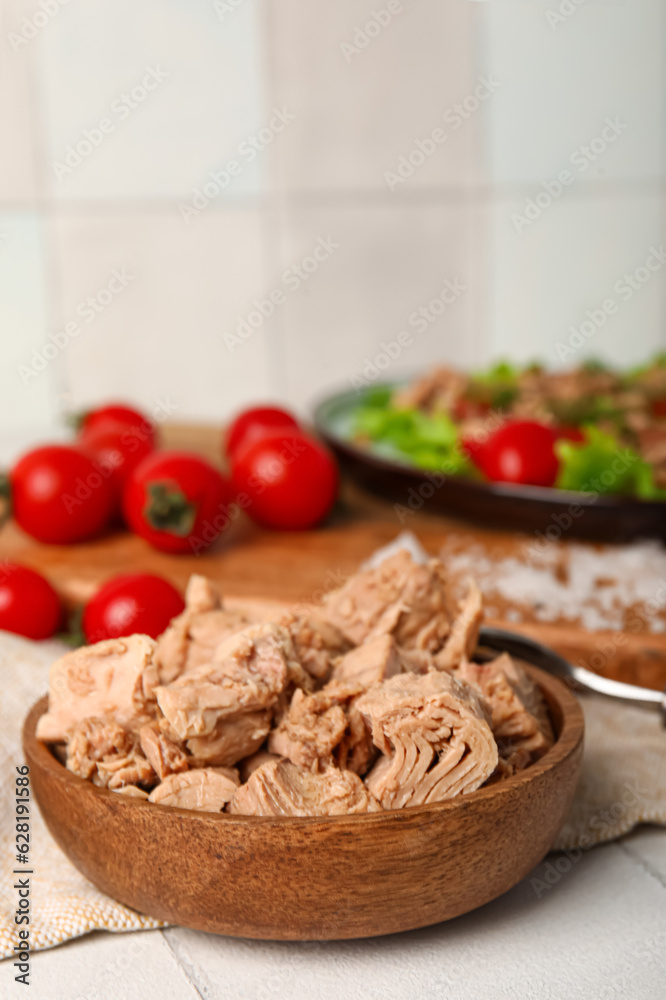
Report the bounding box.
[313,385,666,542]
[23,664,583,940]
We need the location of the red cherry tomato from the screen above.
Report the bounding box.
[80,403,156,448]
[10,445,115,544]
[0,564,62,639]
[123,450,232,554]
[453,398,491,421]
[464,420,559,488]
[556,425,585,443]
[652,399,666,418]
[231,430,338,530]
[82,573,185,643]
[225,406,300,458]
[79,420,154,511]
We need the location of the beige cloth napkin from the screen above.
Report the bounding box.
[0,633,164,960]
[1,629,664,959]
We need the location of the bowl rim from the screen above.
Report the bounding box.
[23,661,584,829]
[312,381,666,511]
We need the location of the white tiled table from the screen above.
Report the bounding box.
[1,825,664,1000]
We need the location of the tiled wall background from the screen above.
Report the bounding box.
[1,0,665,441]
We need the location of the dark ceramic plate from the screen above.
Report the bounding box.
[313,385,666,543]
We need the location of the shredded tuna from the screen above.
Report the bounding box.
[485,747,532,785]
[186,710,271,767]
[36,636,158,742]
[66,717,133,781]
[148,767,239,813]
[154,575,255,684]
[96,750,155,790]
[40,554,554,817]
[267,678,375,775]
[268,689,348,771]
[323,550,453,651]
[112,785,150,799]
[332,634,402,687]
[280,612,350,681]
[65,716,157,791]
[455,654,554,760]
[155,624,295,740]
[139,723,189,780]
[435,581,484,671]
[228,759,382,816]
[357,669,498,809]
[238,749,281,783]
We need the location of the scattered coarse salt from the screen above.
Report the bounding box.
[440,537,666,633]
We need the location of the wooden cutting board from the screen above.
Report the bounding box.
[1,423,665,691]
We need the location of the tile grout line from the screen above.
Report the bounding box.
[0,178,664,215]
[159,930,207,1000]
[616,841,666,891]
[258,0,288,399]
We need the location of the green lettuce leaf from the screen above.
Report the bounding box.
[555,425,659,497]
[354,401,471,475]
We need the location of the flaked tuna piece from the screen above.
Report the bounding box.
[268,678,375,775]
[186,710,271,767]
[148,767,239,813]
[268,689,348,771]
[434,581,483,671]
[36,635,158,741]
[96,749,155,790]
[335,699,376,776]
[186,609,254,670]
[65,717,156,790]
[392,366,467,415]
[186,574,222,615]
[139,722,189,780]
[154,574,254,685]
[155,623,295,740]
[455,653,553,760]
[65,717,133,781]
[279,612,350,681]
[113,785,150,800]
[228,759,382,816]
[484,747,532,786]
[357,669,498,809]
[332,634,402,687]
[323,550,452,652]
[238,749,281,783]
